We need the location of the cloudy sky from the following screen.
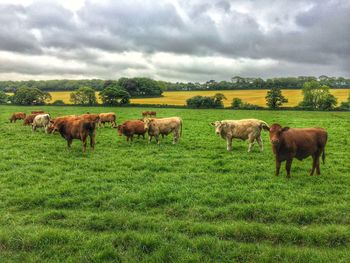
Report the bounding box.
[0,0,349,82]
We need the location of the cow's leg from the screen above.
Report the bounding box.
[316,155,321,175]
[90,133,95,150]
[247,135,255,152]
[173,131,179,144]
[32,125,36,132]
[285,159,293,178]
[142,134,145,139]
[310,155,317,176]
[226,137,232,151]
[130,135,134,142]
[126,136,130,142]
[156,134,160,144]
[275,159,281,176]
[137,134,140,139]
[67,139,73,149]
[256,136,263,151]
[81,135,88,152]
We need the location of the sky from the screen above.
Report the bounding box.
[0,0,349,82]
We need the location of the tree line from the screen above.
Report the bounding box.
[0,75,349,93]
[186,81,350,111]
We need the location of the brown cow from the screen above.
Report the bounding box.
[23,113,40,126]
[10,112,26,123]
[149,111,157,117]
[142,111,150,117]
[99,112,117,127]
[50,117,96,152]
[269,123,328,178]
[117,120,146,141]
[31,111,44,114]
[48,115,80,133]
[81,113,100,123]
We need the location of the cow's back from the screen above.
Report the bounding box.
[281,128,327,160]
[222,119,263,139]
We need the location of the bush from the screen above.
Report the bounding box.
[10,86,51,105]
[70,87,97,105]
[0,90,8,104]
[51,100,65,105]
[99,85,131,105]
[186,94,226,109]
[231,98,261,110]
[339,94,350,110]
[231,98,243,109]
[298,81,337,110]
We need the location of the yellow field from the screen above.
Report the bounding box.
[7,89,350,107]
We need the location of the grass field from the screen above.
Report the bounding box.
[45,89,350,107]
[1,105,350,262]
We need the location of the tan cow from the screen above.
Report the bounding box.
[99,112,117,127]
[32,114,51,133]
[211,119,270,152]
[144,117,182,144]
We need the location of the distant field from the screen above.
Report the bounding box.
[1,105,349,262]
[48,89,350,106]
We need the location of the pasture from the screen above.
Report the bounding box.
[45,89,350,107]
[0,105,350,262]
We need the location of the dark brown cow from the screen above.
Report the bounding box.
[31,110,44,114]
[117,120,146,141]
[50,118,96,152]
[10,112,26,123]
[269,123,328,178]
[23,113,40,126]
[142,111,149,117]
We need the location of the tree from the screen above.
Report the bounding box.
[11,86,51,105]
[231,98,243,108]
[212,93,227,108]
[117,77,163,97]
[265,87,288,109]
[0,90,8,103]
[99,85,131,105]
[339,93,350,110]
[70,87,97,105]
[299,81,337,110]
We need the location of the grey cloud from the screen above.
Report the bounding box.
[0,0,349,81]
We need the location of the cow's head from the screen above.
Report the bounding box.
[143,118,154,130]
[210,121,228,135]
[117,125,124,136]
[269,123,289,145]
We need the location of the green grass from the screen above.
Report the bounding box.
[0,105,349,262]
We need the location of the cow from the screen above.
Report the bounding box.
[80,113,100,123]
[50,117,96,152]
[23,113,40,126]
[48,115,80,134]
[99,112,117,127]
[117,120,146,141]
[142,111,149,117]
[9,112,26,123]
[144,117,182,144]
[210,119,270,152]
[31,110,44,114]
[32,114,51,133]
[149,111,157,117]
[269,123,328,178]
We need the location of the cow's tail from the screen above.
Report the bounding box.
[322,148,326,164]
[260,121,270,131]
[180,118,183,137]
[322,132,327,164]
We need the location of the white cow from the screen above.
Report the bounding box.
[211,119,270,152]
[32,114,51,133]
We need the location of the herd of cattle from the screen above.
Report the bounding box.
[9,111,328,178]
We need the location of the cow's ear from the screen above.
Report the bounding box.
[210,122,215,126]
[282,127,290,132]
